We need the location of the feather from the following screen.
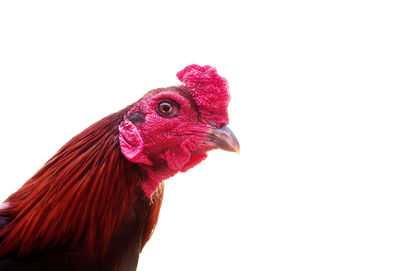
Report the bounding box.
[0,104,163,270]
[0,215,9,230]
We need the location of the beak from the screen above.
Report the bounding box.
[206,125,240,153]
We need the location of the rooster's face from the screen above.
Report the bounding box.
[118,65,239,196]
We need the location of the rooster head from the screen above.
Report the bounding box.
[118,64,240,196]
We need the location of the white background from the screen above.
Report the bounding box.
[1,1,400,270]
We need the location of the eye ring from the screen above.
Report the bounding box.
[159,102,172,114]
[157,100,180,118]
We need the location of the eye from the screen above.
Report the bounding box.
[157,100,180,118]
[159,102,172,114]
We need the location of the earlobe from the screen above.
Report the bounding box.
[118,120,145,163]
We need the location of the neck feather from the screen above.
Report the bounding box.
[0,107,144,258]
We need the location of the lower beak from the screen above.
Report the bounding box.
[206,125,240,153]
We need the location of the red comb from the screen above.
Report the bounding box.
[177,64,230,125]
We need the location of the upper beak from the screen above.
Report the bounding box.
[206,125,240,153]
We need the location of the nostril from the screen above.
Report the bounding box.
[209,121,217,127]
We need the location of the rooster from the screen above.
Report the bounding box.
[0,64,239,270]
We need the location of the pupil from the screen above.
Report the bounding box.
[162,104,170,112]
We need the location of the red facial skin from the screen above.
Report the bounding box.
[119,88,216,197]
[119,64,232,197]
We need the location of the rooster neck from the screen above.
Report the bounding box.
[0,106,164,266]
[103,183,164,270]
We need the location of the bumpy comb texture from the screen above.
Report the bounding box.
[177,64,230,125]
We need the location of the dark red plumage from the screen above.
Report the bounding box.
[0,65,239,270]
